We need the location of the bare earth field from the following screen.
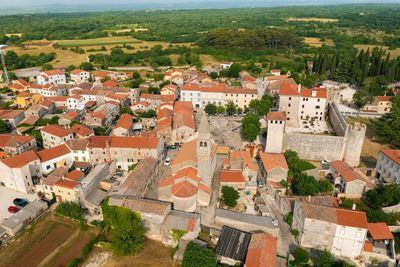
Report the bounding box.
[0,212,96,267]
[85,239,176,267]
[303,37,335,47]
[288,17,339,23]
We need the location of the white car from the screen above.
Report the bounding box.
[164,158,172,166]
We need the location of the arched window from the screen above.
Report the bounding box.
[204,142,207,147]
[200,142,203,147]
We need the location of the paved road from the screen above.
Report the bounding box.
[109,65,190,71]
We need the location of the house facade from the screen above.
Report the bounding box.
[375,150,400,183]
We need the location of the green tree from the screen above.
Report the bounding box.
[225,101,236,115]
[209,71,218,79]
[241,113,261,141]
[293,247,309,265]
[55,201,85,222]
[217,106,225,113]
[293,173,319,196]
[42,63,53,70]
[221,186,240,208]
[79,62,94,71]
[227,63,242,77]
[204,104,217,115]
[313,250,333,267]
[182,241,217,267]
[318,179,333,193]
[257,95,273,116]
[177,55,186,65]
[0,120,7,133]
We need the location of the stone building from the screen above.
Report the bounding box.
[292,201,368,259]
[0,134,37,159]
[375,150,400,183]
[40,124,74,149]
[264,111,286,154]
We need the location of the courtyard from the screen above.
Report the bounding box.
[0,187,38,222]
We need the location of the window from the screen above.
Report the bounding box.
[288,104,291,107]
[289,97,292,100]
[316,105,320,109]
[302,105,304,108]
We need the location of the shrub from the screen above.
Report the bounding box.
[221,186,240,208]
[55,201,84,222]
[293,247,309,265]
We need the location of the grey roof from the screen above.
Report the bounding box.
[1,200,47,231]
[216,209,278,229]
[215,226,251,261]
[86,188,108,206]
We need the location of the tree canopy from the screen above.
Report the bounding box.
[182,241,217,267]
[241,113,261,141]
[221,186,240,208]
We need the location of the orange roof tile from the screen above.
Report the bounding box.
[115,114,133,130]
[1,150,39,168]
[103,80,118,88]
[87,136,159,149]
[220,170,245,183]
[367,222,394,240]
[65,170,85,181]
[41,124,74,137]
[181,83,201,91]
[265,74,288,80]
[0,134,34,147]
[335,208,368,229]
[71,124,93,137]
[279,83,301,96]
[377,96,393,102]
[54,179,80,189]
[300,88,327,98]
[171,181,198,198]
[266,111,286,121]
[65,111,79,118]
[246,233,277,267]
[260,153,288,171]
[170,140,197,166]
[363,241,373,253]
[37,144,71,162]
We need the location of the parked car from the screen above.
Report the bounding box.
[8,206,20,213]
[321,160,331,169]
[167,145,176,149]
[164,158,172,166]
[13,198,28,207]
[257,178,264,188]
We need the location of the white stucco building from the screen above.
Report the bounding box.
[37,70,66,86]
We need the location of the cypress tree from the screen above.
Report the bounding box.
[330,55,337,78]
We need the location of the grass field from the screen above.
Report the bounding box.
[0,212,97,267]
[288,17,339,23]
[303,37,335,47]
[57,36,142,47]
[354,44,400,59]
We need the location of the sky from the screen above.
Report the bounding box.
[0,0,397,15]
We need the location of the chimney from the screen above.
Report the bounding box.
[312,91,317,97]
[298,84,301,93]
[105,139,110,148]
[352,203,356,210]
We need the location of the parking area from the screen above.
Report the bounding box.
[0,187,38,222]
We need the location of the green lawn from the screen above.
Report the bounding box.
[57,37,142,47]
[298,160,316,172]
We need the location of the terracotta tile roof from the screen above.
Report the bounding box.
[85,101,96,108]
[71,124,93,137]
[330,160,364,183]
[16,92,34,98]
[363,241,373,253]
[106,93,128,102]
[0,109,24,119]
[1,150,39,168]
[161,84,178,92]
[335,208,368,229]
[246,232,277,267]
[241,151,258,172]
[66,138,88,151]
[37,144,71,162]
[41,124,74,137]
[40,100,54,108]
[41,175,61,186]
[224,88,258,94]
[157,108,173,120]
[260,152,288,171]
[68,95,82,100]
[115,114,133,130]
[380,150,400,166]
[0,134,34,147]
[155,118,172,132]
[266,111,286,121]
[181,83,201,91]
[279,83,301,96]
[200,83,226,93]
[51,166,69,177]
[170,140,197,166]
[44,96,69,102]
[70,69,87,75]
[265,74,288,80]
[171,180,198,198]
[65,111,79,119]
[65,170,85,181]
[44,70,64,76]
[377,96,393,102]
[300,88,327,98]
[221,61,232,64]
[9,83,24,90]
[102,80,118,88]
[95,71,110,78]
[220,170,245,183]
[121,157,157,192]
[367,222,394,240]
[54,179,80,189]
[87,136,159,149]
[159,167,199,188]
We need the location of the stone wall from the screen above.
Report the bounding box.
[329,103,347,137]
[284,133,345,162]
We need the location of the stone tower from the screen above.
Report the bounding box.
[197,112,212,186]
[343,122,366,167]
[265,111,286,154]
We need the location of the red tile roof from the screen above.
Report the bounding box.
[246,232,277,267]
[70,69,87,75]
[300,88,327,98]
[171,181,198,198]
[367,222,394,240]
[159,167,199,188]
[41,124,74,137]
[363,241,373,253]
[181,83,201,91]
[279,83,301,96]
[0,134,34,147]
[266,111,286,121]
[64,111,79,119]
[71,124,93,137]
[335,208,368,229]
[170,140,197,166]
[54,179,80,189]
[1,150,39,168]
[260,153,288,171]
[380,150,400,166]
[37,144,71,162]
[330,160,365,183]
[115,114,133,130]
[102,80,118,88]
[87,136,159,149]
[265,74,288,80]
[377,96,393,102]
[65,170,85,181]
[220,170,245,183]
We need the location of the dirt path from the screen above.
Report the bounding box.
[36,227,81,267]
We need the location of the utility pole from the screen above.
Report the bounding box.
[0,45,10,85]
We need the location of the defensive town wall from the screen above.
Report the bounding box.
[282,94,366,167]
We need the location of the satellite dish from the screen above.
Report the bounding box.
[0,45,8,50]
